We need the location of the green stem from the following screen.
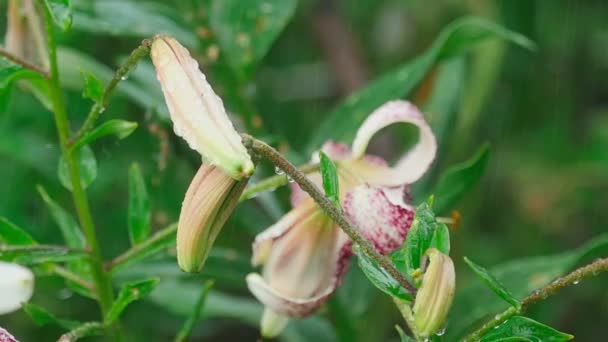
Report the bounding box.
[53,265,96,294]
[69,39,152,146]
[175,280,214,342]
[0,47,49,78]
[393,299,421,341]
[240,163,319,201]
[37,0,114,319]
[463,257,608,341]
[243,135,418,295]
[58,322,106,342]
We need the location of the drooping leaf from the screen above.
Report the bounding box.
[464,257,520,308]
[43,0,73,31]
[105,278,160,324]
[307,17,535,152]
[0,218,36,245]
[80,69,104,102]
[23,303,81,330]
[57,322,106,342]
[356,246,413,301]
[433,143,490,213]
[175,280,214,342]
[127,163,150,245]
[209,0,298,76]
[480,316,573,342]
[319,152,340,208]
[71,0,197,47]
[72,120,138,151]
[448,234,608,340]
[57,145,98,191]
[36,186,85,248]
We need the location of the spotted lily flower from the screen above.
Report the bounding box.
[151,36,254,272]
[0,261,34,315]
[247,100,437,336]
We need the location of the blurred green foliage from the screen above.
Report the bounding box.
[1,0,608,341]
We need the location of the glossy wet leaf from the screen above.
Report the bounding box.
[356,246,413,301]
[0,218,36,245]
[464,257,520,308]
[307,17,535,152]
[80,70,104,102]
[105,278,160,323]
[72,120,138,151]
[433,143,490,213]
[57,145,98,191]
[23,303,80,330]
[319,152,340,208]
[480,316,573,342]
[448,234,608,340]
[128,163,151,245]
[210,0,298,76]
[43,0,72,31]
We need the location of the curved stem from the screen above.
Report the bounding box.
[243,135,418,295]
[0,47,49,78]
[69,39,152,146]
[37,0,115,320]
[240,163,320,201]
[463,257,608,341]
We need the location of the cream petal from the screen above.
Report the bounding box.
[350,101,437,186]
[344,184,414,255]
[151,36,254,180]
[0,262,34,315]
[260,308,289,338]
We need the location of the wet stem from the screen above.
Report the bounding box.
[37,0,119,338]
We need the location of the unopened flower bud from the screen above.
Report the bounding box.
[5,0,48,69]
[177,165,248,272]
[0,261,34,315]
[151,36,254,180]
[412,248,455,338]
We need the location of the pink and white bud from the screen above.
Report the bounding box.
[150,36,254,180]
[4,0,48,69]
[177,165,248,272]
[0,262,34,315]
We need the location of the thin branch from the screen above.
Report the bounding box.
[240,163,320,201]
[52,265,96,294]
[243,134,418,295]
[462,257,608,341]
[0,47,49,78]
[57,322,106,342]
[69,39,153,146]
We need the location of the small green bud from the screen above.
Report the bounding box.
[413,248,455,338]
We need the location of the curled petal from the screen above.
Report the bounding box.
[350,101,437,186]
[0,262,34,315]
[151,36,254,180]
[248,199,351,318]
[344,184,414,255]
[261,308,289,338]
[177,165,248,272]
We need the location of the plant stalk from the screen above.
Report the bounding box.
[0,47,49,78]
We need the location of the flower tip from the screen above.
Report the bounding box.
[261,308,289,338]
[0,262,34,315]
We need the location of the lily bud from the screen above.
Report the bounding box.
[150,36,254,180]
[0,262,34,315]
[5,0,48,69]
[177,165,248,272]
[412,248,455,338]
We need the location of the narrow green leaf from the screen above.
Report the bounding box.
[80,69,104,102]
[109,224,177,273]
[0,217,36,245]
[43,0,72,31]
[57,144,98,191]
[127,163,150,245]
[209,0,298,76]
[72,120,138,151]
[307,17,535,151]
[319,152,340,208]
[23,303,81,330]
[480,316,573,342]
[433,143,491,213]
[175,280,214,342]
[356,246,413,301]
[105,278,159,324]
[36,186,85,248]
[430,223,450,255]
[464,257,520,308]
[58,322,106,342]
[448,234,608,340]
[1,245,88,265]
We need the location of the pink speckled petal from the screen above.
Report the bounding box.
[0,327,18,342]
[351,100,437,186]
[344,184,414,254]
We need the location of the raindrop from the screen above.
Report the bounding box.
[287,176,294,183]
[120,75,128,81]
[436,327,446,336]
[274,166,285,176]
[99,106,106,113]
[573,280,580,285]
[57,288,73,299]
